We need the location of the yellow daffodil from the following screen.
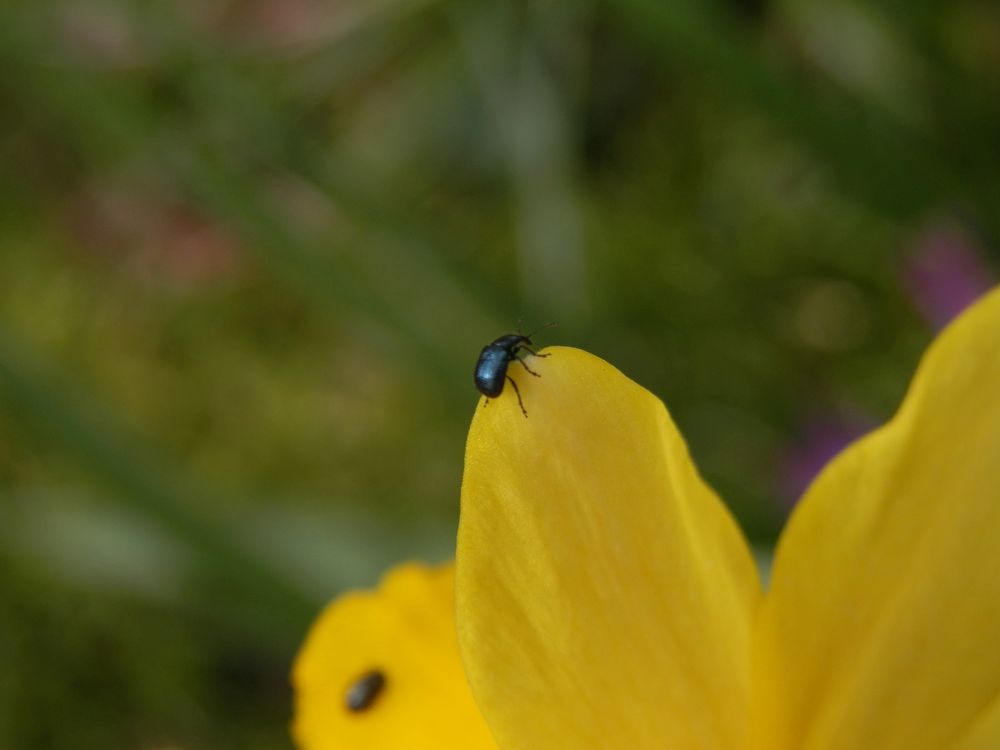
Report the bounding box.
[293,286,1000,750]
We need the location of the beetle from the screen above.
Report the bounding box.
[344,668,386,712]
[474,324,553,417]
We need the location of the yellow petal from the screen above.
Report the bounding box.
[752,287,1000,750]
[291,562,497,750]
[957,698,1000,750]
[457,347,761,750]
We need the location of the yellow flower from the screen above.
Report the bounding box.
[292,563,497,750]
[293,287,1000,750]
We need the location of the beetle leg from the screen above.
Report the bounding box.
[516,356,542,377]
[506,375,528,417]
[521,344,550,358]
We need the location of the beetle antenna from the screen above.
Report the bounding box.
[525,321,556,338]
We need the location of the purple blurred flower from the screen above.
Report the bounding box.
[902,222,995,330]
[778,414,871,506]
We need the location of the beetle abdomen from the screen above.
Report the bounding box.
[474,346,509,397]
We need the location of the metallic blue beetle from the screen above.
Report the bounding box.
[474,328,551,416]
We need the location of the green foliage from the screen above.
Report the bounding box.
[0,0,996,746]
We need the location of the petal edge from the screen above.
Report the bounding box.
[457,346,761,750]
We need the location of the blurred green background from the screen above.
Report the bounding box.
[1,0,998,747]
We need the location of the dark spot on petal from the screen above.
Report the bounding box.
[345,669,386,712]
